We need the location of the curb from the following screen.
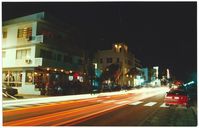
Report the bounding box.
[191,105,197,119]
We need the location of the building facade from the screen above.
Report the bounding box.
[94,43,142,87]
[2,12,86,95]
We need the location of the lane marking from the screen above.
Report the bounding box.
[143,102,157,106]
[129,101,143,105]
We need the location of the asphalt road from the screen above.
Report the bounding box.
[77,93,197,126]
[3,87,197,126]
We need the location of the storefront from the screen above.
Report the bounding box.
[2,67,87,95]
[2,68,40,95]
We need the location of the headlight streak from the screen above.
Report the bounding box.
[3,87,169,126]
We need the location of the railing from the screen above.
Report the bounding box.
[34,58,43,66]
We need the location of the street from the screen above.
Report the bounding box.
[3,87,197,126]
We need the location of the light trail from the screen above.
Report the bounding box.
[3,87,169,126]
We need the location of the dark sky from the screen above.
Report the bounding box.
[2,2,197,82]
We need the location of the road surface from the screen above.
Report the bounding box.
[3,87,197,126]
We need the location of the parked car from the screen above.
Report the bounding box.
[2,84,18,96]
[164,89,190,108]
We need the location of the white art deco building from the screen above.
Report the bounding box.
[2,12,85,95]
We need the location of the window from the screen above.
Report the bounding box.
[125,59,128,64]
[64,55,72,63]
[26,71,34,84]
[117,58,120,63]
[119,48,122,52]
[16,49,31,59]
[100,58,103,63]
[2,51,6,58]
[40,49,52,59]
[2,71,22,87]
[17,27,32,38]
[128,60,132,65]
[57,54,62,61]
[106,58,112,63]
[3,31,7,38]
[78,59,83,65]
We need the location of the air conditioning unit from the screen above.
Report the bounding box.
[25,59,31,64]
[31,35,43,43]
[36,35,43,42]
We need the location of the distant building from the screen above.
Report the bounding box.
[2,12,86,95]
[142,68,149,83]
[148,66,161,86]
[94,42,142,87]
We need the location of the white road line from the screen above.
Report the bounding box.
[129,101,143,105]
[144,102,157,106]
[103,100,117,103]
[116,101,129,104]
[160,103,169,108]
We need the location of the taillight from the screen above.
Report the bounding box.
[181,96,188,101]
[174,96,179,99]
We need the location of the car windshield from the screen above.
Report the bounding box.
[167,90,187,95]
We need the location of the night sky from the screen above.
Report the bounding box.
[2,2,197,82]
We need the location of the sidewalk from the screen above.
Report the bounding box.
[3,94,49,101]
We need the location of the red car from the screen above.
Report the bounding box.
[164,89,190,108]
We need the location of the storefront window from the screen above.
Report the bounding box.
[2,71,22,87]
[26,71,34,84]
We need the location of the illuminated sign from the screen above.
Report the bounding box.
[69,75,73,81]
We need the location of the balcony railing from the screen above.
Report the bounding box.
[30,35,44,43]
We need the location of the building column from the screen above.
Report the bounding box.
[21,69,26,87]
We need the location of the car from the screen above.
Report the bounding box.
[164,89,190,108]
[2,84,18,96]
